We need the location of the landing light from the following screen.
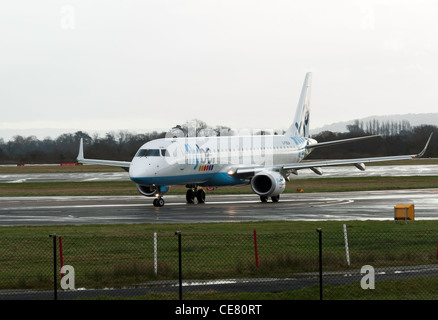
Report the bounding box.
[227,170,235,176]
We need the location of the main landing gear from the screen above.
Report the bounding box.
[186,186,206,204]
[260,195,280,203]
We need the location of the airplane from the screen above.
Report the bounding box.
[77,72,433,207]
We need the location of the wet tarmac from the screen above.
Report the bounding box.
[0,189,437,226]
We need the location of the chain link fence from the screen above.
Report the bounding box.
[1,225,438,300]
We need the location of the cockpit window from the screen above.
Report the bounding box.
[136,149,160,157]
[136,149,171,157]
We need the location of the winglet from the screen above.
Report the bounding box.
[415,133,433,158]
[77,138,84,162]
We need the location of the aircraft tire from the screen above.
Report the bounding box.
[153,197,165,207]
[186,189,195,204]
[196,189,205,203]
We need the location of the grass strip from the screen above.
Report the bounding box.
[1,176,438,197]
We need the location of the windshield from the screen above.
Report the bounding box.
[136,149,160,157]
[136,149,171,157]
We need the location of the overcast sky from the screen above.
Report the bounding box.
[1,0,438,140]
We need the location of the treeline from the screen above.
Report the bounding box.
[346,119,413,136]
[308,123,437,160]
[0,119,232,164]
[0,131,167,164]
[0,121,436,164]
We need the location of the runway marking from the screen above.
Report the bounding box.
[0,204,147,211]
[309,200,354,207]
[0,198,354,211]
[0,215,143,222]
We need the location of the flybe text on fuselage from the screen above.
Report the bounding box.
[176,134,305,169]
[184,144,215,170]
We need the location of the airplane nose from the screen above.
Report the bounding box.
[129,158,160,179]
[128,163,140,178]
[129,158,148,178]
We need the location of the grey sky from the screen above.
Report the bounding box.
[1,0,438,140]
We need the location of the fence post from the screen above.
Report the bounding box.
[49,234,57,300]
[175,231,182,300]
[343,224,350,266]
[316,228,322,301]
[154,232,158,276]
[253,229,259,268]
[59,236,64,279]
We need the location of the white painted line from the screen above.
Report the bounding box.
[0,198,354,211]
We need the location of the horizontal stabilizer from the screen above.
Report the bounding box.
[306,135,380,150]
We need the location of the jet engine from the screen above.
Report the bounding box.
[250,171,286,197]
[136,185,170,197]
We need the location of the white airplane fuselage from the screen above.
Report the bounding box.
[129,134,315,187]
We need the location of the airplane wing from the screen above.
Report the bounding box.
[234,133,433,177]
[77,138,131,169]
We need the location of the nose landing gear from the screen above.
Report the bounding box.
[153,197,165,207]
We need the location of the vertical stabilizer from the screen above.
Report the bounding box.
[285,72,312,138]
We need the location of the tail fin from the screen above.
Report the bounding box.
[285,72,312,138]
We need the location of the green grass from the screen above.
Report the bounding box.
[0,164,123,174]
[0,181,136,196]
[1,176,438,196]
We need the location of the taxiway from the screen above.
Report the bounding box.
[1,189,437,226]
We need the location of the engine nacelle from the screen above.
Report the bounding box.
[136,185,170,197]
[250,171,286,197]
